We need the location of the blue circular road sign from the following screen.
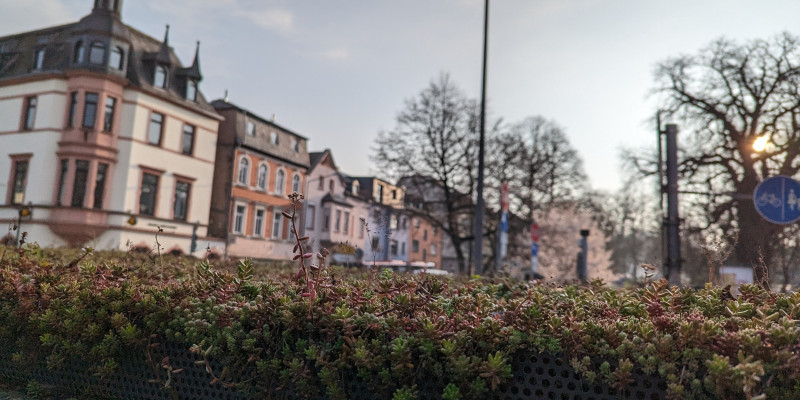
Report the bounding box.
[753,175,800,224]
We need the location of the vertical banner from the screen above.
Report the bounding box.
[531,221,540,276]
[499,182,509,261]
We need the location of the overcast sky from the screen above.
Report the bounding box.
[3,0,800,192]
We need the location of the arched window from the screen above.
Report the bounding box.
[275,170,286,194]
[73,41,85,63]
[352,181,359,195]
[154,65,167,88]
[257,164,268,190]
[237,157,249,185]
[89,41,105,65]
[109,46,123,70]
[186,80,197,101]
[292,174,301,193]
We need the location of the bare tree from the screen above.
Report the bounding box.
[642,33,800,288]
[373,73,479,274]
[488,117,586,219]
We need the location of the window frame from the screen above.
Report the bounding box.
[8,155,30,206]
[73,41,85,64]
[237,156,250,185]
[32,47,45,70]
[138,169,162,216]
[71,160,90,208]
[154,65,168,88]
[56,159,69,206]
[246,120,255,136]
[270,131,279,145]
[291,174,301,193]
[103,96,116,133]
[334,209,341,232]
[275,169,286,195]
[83,92,99,129]
[22,96,36,131]
[412,240,419,253]
[253,207,266,237]
[232,203,247,235]
[89,41,105,65]
[271,208,283,239]
[306,204,316,231]
[181,124,195,155]
[172,179,191,221]
[343,211,350,234]
[67,92,78,128]
[93,162,108,209]
[109,46,124,70]
[186,79,198,101]
[256,163,268,190]
[147,111,164,146]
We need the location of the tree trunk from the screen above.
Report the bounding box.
[734,205,776,290]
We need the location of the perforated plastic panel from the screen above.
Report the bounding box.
[0,342,672,399]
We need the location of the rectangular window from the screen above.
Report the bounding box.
[335,209,341,232]
[431,244,437,255]
[414,218,421,228]
[247,121,255,136]
[67,92,78,128]
[103,96,116,132]
[343,211,350,234]
[233,204,246,234]
[22,97,36,130]
[83,92,98,129]
[182,124,195,155]
[9,160,28,205]
[318,177,323,190]
[412,240,419,253]
[139,172,159,216]
[424,229,428,240]
[359,217,364,238]
[71,160,89,207]
[56,159,68,206]
[401,242,406,255]
[148,112,164,145]
[306,205,316,231]
[173,181,190,221]
[93,163,108,209]
[391,215,398,230]
[254,208,265,236]
[390,240,398,256]
[323,208,330,231]
[33,48,44,70]
[272,211,283,238]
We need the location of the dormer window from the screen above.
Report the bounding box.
[33,48,45,70]
[246,120,255,136]
[73,41,85,63]
[352,181,359,195]
[270,132,279,145]
[109,46,123,70]
[186,80,198,101]
[89,42,105,65]
[154,65,167,88]
[292,139,299,152]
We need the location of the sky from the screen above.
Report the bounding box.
[3,0,800,192]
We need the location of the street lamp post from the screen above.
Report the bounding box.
[473,0,489,276]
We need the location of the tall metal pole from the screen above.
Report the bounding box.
[664,124,682,285]
[473,0,489,275]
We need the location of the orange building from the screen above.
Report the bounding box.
[208,100,309,260]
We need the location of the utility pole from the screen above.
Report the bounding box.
[473,0,489,275]
[663,123,682,285]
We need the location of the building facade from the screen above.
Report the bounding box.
[0,1,223,255]
[347,176,409,264]
[209,100,309,260]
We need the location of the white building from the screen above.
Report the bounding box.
[0,1,224,255]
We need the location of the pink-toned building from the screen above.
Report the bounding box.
[0,1,224,255]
